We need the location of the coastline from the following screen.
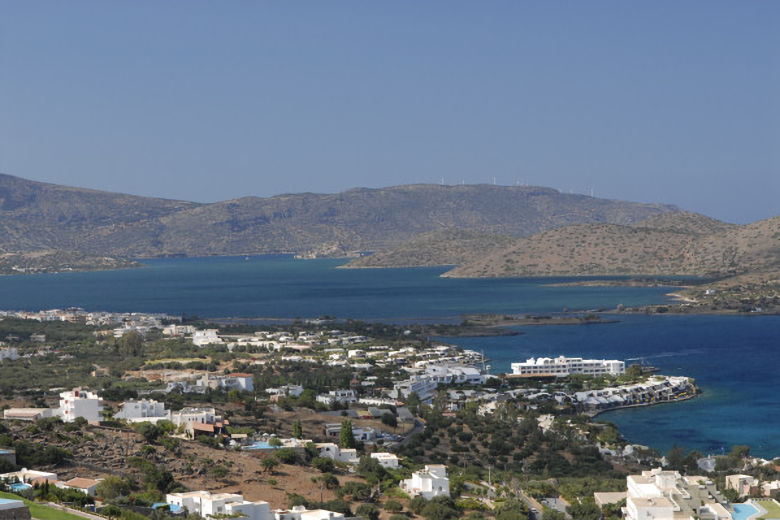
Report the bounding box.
[587,391,699,419]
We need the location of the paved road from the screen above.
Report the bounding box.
[399,418,425,446]
[517,489,545,520]
[44,502,104,520]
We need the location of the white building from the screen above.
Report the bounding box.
[423,364,485,385]
[0,346,19,362]
[275,506,345,520]
[192,329,223,347]
[115,399,170,423]
[624,468,732,520]
[370,452,400,469]
[162,324,196,336]
[316,389,357,406]
[60,477,101,497]
[199,373,254,393]
[724,475,759,497]
[171,407,219,430]
[402,465,450,499]
[266,385,304,398]
[0,469,58,484]
[390,376,438,403]
[511,356,625,377]
[167,491,272,520]
[3,408,55,421]
[58,388,102,423]
[221,373,254,392]
[315,443,359,464]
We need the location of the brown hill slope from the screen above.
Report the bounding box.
[343,229,517,268]
[444,215,779,278]
[632,211,737,235]
[0,174,678,257]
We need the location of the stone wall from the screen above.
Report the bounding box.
[0,505,31,520]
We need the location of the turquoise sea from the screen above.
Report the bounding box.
[0,255,778,457]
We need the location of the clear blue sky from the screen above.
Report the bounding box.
[1,2,778,223]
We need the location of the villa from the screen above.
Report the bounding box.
[370,452,400,469]
[401,465,450,499]
[115,399,170,423]
[624,468,732,520]
[166,491,272,520]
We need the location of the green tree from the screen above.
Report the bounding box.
[381,414,398,429]
[406,392,421,416]
[134,422,162,443]
[340,420,356,449]
[421,496,459,520]
[117,331,144,357]
[566,500,601,520]
[262,456,280,474]
[276,447,297,464]
[96,476,133,500]
[384,500,403,513]
[293,419,303,439]
[494,499,528,520]
[409,496,428,515]
[356,503,380,520]
[312,457,335,473]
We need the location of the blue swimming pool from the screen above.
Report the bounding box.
[242,441,278,450]
[733,503,760,520]
[9,483,31,493]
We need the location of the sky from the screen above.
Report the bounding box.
[1,2,778,223]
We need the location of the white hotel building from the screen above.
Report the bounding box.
[511,355,625,377]
[59,388,103,423]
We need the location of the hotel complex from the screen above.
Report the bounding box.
[511,355,625,377]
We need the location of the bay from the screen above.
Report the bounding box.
[0,255,777,458]
[0,255,674,320]
[444,314,780,458]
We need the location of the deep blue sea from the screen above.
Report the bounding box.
[0,255,777,457]
[0,255,676,320]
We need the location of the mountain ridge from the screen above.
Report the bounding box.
[0,173,679,258]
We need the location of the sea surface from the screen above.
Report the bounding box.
[444,314,780,458]
[0,255,778,457]
[0,255,675,320]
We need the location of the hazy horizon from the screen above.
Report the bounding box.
[1,2,777,224]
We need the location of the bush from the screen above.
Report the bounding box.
[356,503,380,520]
[385,500,404,513]
[421,496,459,520]
[409,496,428,514]
[312,457,335,473]
[276,447,297,464]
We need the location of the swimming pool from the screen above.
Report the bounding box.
[242,441,278,450]
[733,503,760,520]
[9,483,31,493]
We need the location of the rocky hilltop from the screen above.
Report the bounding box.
[0,173,677,258]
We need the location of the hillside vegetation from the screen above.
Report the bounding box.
[0,173,676,258]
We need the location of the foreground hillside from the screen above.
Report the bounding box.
[0,173,676,258]
[445,214,779,278]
